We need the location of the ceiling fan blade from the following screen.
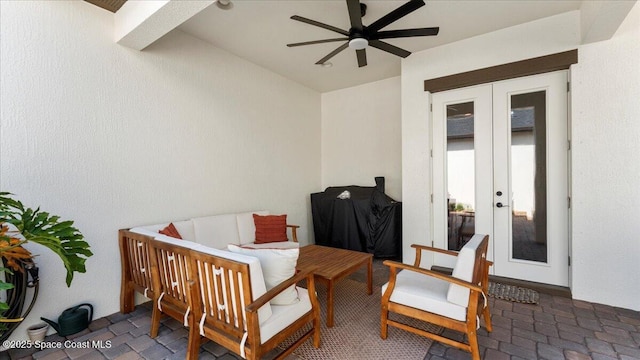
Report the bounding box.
[368,0,425,33]
[287,38,349,47]
[316,42,349,64]
[346,0,363,31]
[291,15,349,36]
[356,49,367,67]
[369,40,411,58]
[372,27,439,40]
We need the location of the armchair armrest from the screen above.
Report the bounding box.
[286,224,300,242]
[246,268,314,313]
[383,260,483,293]
[410,244,459,267]
[408,244,493,274]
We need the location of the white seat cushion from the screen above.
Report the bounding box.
[192,214,240,249]
[236,210,270,245]
[259,287,311,344]
[447,234,485,307]
[382,269,467,322]
[194,245,272,324]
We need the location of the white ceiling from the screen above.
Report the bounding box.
[176,0,583,92]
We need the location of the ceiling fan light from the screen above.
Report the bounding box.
[349,38,368,50]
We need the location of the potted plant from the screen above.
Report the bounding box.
[0,192,93,340]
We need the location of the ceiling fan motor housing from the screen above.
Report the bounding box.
[288,0,438,67]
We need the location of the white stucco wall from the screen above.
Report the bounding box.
[0,0,321,341]
[401,11,580,266]
[570,2,640,310]
[320,77,402,200]
[401,6,640,310]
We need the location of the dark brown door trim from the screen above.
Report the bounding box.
[424,49,578,93]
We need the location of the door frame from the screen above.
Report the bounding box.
[429,71,571,286]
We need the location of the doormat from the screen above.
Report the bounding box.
[488,282,539,304]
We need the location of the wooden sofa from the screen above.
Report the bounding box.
[120,210,299,314]
[118,212,319,359]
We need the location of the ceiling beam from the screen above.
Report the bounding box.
[115,0,215,50]
[580,0,636,44]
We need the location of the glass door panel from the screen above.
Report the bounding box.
[447,102,475,251]
[510,91,548,262]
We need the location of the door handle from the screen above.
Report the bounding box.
[496,202,510,208]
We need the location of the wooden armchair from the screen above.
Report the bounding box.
[145,234,320,360]
[119,230,155,314]
[381,234,492,360]
[147,235,197,339]
[187,247,321,360]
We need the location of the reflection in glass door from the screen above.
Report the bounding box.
[510,92,547,263]
[446,102,476,251]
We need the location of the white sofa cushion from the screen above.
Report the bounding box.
[193,214,240,249]
[194,245,272,324]
[153,234,201,249]
[382,269,467,321]
[236,210,270,245]
[259,286,311,344]
[131,220,195,242]
[172,220,195,241]
[227,245,299,305]
[447,234,485,307]
[240,242,300,250]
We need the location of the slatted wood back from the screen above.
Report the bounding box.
[119,230,155,313]
[188,249,254,347]
[149,239,193,316]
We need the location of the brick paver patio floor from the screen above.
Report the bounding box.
[4,260,639,360]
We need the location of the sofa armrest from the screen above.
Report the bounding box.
[246,268,314,312]
[286,224,299,242]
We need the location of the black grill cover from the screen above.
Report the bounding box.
[310,184,402,258]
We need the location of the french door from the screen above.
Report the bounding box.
[432,71,569,286]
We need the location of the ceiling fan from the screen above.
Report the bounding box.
[287,0,439,68]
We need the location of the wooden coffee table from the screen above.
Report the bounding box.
[296,244,373,327]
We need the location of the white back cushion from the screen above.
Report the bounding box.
[131,220,195,241]
[446,234,485,307]
[236,210,270,245]
[153,234,200,249]
[241,242,300,250]
[227,245,299,305]
[172,220,195,241]
[194,245,272,324]
[192,214,240,249]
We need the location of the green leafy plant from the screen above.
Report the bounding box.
[0,192,93,329]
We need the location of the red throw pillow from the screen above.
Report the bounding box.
[159,223,182,239]
[253,214,287,244]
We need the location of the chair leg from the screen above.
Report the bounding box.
[380,305,389,339]
[120,282,134,314]
[313,315,321,348]
[186,325,201,360]
[482,304,493,332]
[467,325,481,360]
[150,306,161,338]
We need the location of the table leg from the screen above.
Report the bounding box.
[367,258,373,295]
[327,279,335,327]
